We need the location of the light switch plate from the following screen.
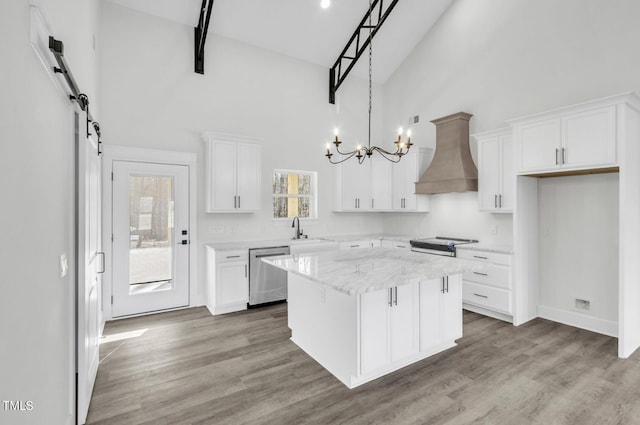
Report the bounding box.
[59,253,69,278]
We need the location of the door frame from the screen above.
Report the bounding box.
[102,145,199,320]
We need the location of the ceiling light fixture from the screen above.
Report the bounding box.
[325,0,411,164]
[320,0,330,9]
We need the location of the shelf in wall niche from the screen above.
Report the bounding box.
[522,166,619,179]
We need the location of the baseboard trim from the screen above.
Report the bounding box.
[463,303,513,324]
[537,305,618,337]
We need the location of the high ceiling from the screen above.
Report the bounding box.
[104,0,454,82]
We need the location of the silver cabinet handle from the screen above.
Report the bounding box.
[226,255,241,259]
[499,194,503,208]
[555,148,559,165]
[350,245,360,248]
[388,288,393,307]
[238,196,241,209]
[473,293,488,299]
[372,199,374,209]
[396,244,406,249]
[441,277,445,294]
[473,255,488,259]
[562,148,566,164]
[245,264,247,278]
[494,194,498,208]
[445,276,449,293]
[473,271,488,276]
[234,195,237,208]
[393,287,398,306]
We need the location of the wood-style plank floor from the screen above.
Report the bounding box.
[87,305,640,425]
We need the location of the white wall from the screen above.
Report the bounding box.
[0,1,99,424]
[99,2,388,303]
[381,0,640,244]
[538,174,619,324]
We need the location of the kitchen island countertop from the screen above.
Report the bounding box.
[263,247,483,295]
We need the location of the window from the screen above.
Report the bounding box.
[272,169,317,219]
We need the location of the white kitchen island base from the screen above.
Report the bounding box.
[287,272,463,389]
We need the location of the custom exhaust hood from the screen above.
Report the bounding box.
[415,112,477,194]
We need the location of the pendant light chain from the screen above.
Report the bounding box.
[367,0,373,151]
[324,0,412,164]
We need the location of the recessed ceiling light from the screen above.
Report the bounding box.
[320,0,330,9]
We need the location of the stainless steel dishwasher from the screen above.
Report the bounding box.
[248,245,290,306]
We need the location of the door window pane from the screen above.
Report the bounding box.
[128,175,174,294]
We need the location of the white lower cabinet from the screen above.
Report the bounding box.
[288,273,462,388]
[206,246,249,315]
[360,283,419,375]
[457,248,513,320]
[339,239,381,249]
[419,275,463,352]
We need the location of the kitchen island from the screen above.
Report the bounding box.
[264,248,483,388]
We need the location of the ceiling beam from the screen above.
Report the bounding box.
[328,0,399,104]
[195,0,215,74]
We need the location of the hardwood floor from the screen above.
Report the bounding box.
[87,305,640,425]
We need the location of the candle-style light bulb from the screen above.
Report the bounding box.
[325,143,330,154]
[397,127,403,142]
[334,128,339,143]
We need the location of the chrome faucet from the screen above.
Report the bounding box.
[291,216,302,239]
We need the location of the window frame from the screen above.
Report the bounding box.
[272,168,318,221]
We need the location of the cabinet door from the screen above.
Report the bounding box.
[360,288,390,374]
[236,143,261,211]
[391,160,405,210]
[419,278,442,351]
[562,106,616,168]
[216,261,249,307]
[517,119,561,173]
[441,275,463,342]
[390,283,419,361]
[478,137,501,211]
[370,157,392,210]
[207,141,237,211]
[499,135,514,212]
[340,161,361,210]
[400,153,419,210]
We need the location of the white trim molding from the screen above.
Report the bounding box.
[101,144,201,321]
[537,304,618,338]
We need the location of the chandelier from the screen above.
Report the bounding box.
[325,0,412,165]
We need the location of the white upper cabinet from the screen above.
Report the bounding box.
[474,128,514,212]
[392,148,432,212]
[370,157,392,210]
[338,159,371,211]
[511,99,618,175]
[203,135,261,213]
[335,148,432,212]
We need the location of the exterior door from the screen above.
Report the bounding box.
[111,161,190,317]
[77,111,102,424]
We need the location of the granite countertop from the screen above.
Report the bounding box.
[263,247,484,295]
[456,244,514,254]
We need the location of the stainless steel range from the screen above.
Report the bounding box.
[409,236,478,256]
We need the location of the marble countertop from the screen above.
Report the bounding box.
[456,244,514,254]
[263,248,484,295]
[206,234,419,251]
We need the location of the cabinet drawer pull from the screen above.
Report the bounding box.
[473,255,488,259]
[499,194,502,208]
[494,194,497,208]
[350,245,360,248]
[555,148,559,165]
[245,264,247,278]
[226,255,241,259]
[473,272,488,276]
[388,288,393,307]
[473,293,488,299]
[396,244,406,249]
[393,287,398,306]
[561,147,566,164]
